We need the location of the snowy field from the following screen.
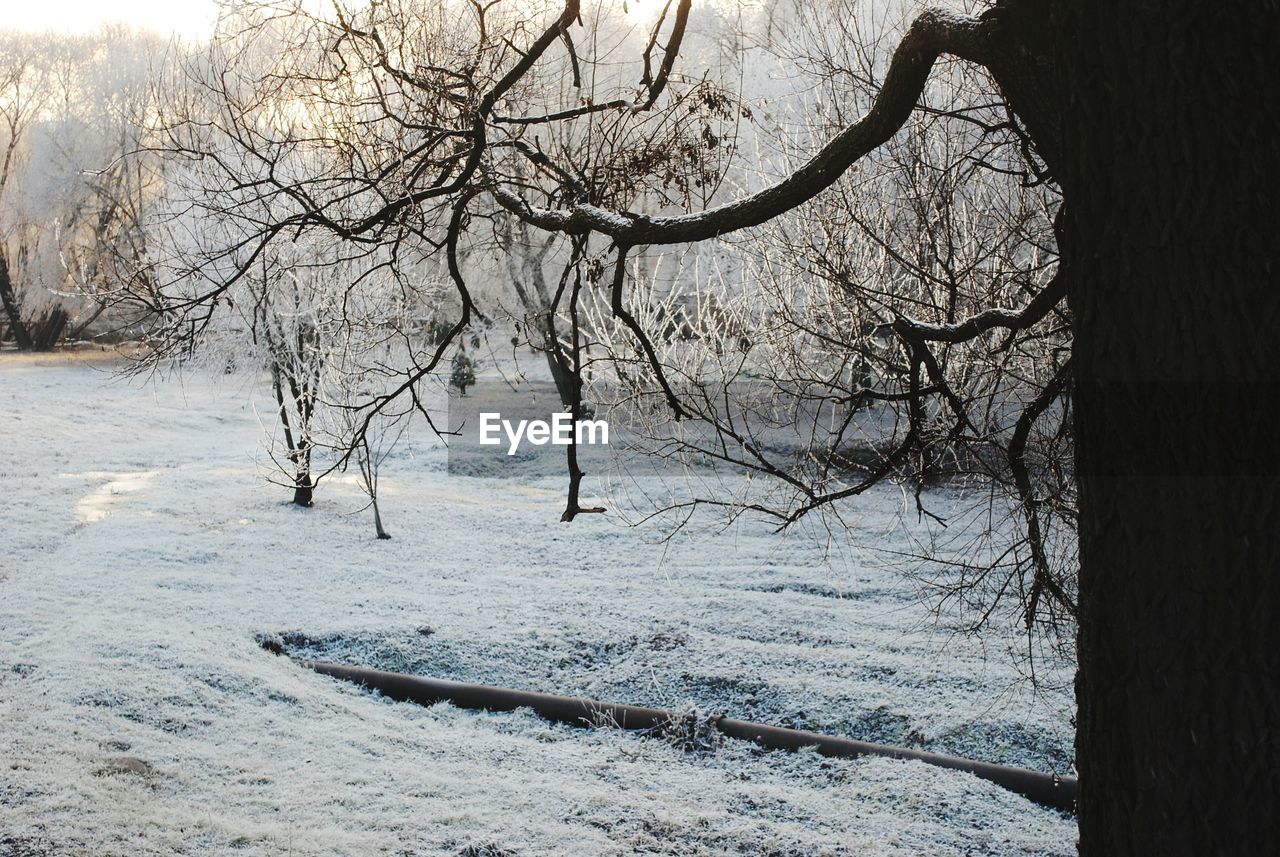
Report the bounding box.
[1,351,1077,856]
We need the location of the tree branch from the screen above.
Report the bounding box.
[893,267,1065,344]
[491,8,994,245]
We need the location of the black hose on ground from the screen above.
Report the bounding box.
[298,659,1077,813]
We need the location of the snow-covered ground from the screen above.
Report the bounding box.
[0,351,1077,856]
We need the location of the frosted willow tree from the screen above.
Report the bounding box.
[137,0,1278,851]
[254,264,327,507]
[55,27,171,341]
[243,256,422,515]
[0,30,70,348]
[0,27,166,348]
[142,10,453,513]
[162,229,442,513]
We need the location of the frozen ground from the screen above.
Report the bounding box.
[0,351,1077,856]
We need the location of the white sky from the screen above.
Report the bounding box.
[3,0,220,38]
[2,1,676,41]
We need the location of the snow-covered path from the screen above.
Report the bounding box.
[0,353,1076,855]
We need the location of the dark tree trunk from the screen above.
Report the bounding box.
[32,308,68,351]
[0,252,33,350]
[1049,1,1280,853]
[371,494,390,539]
[540,313,577,410]
[271,362,316,508]
[292,475,314,508]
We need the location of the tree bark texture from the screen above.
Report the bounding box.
[1051,2,1280,852]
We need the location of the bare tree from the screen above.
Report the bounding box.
[0,27,167,349]
[325,359,409,539]
[255,269,326,507]
[128,1,1279,851]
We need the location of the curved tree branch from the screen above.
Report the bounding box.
[491,8,995,245]
[893,266,1065,344]
[608,245,688,418]
[1009,356,1076,625]
[494,0,692,125]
